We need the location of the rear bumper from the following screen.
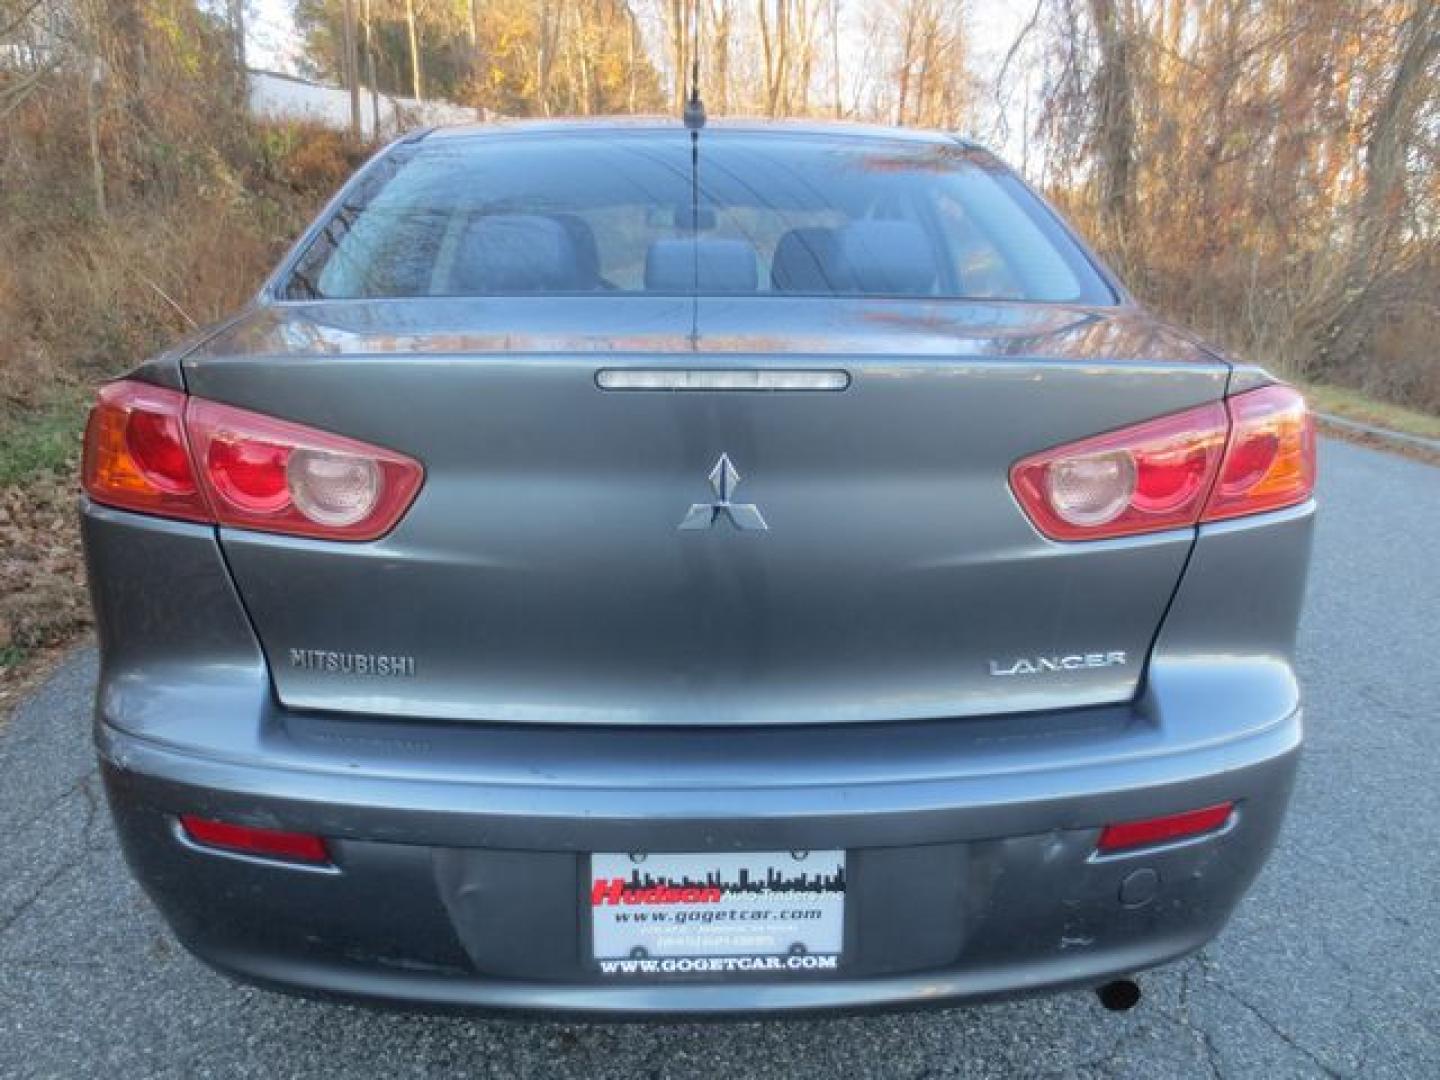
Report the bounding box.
[98,702,1300,1015]
[85,498,1313,1014]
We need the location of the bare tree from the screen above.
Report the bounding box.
[828,0,841,118]
[404,0,422,101]
[1086,0,1135,241]
[1315,1,1440,377]
[706,0,734,113]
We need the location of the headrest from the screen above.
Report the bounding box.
[549,213,602,287]
[835,220,938,295]
[771,227,854,292]
[645,238,758,293]
[450,214,580,293]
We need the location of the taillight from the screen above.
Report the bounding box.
[81,382,211,522]
[83,380,423,541]
[186,399,422,540]
[1201,385,1316,522]
[1010,384,1315,541]
[1010,402,1229,541]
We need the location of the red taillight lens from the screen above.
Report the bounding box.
[207,435,291,513]
[187,399,422,540]
[1096,802,1234,853]
[1203,385,1315,522]
[1010,385,1315,541]
[124,409,196,493]
[82,380,423,541]
[179,815,329,864]
[1010,403,1229,541]
[82,382,211,522]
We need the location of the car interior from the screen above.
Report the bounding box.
[426,211,947,297]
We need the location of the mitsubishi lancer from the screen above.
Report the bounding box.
[81,120,1315,1014]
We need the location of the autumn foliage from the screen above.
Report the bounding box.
[1031,0,1439,409]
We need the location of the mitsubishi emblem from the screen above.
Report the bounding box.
[678,454,768,532]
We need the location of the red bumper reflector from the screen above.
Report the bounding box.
[179,815,329,864]
[1097,802,1234,853]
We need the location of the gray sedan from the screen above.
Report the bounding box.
[78,119,1315,1015]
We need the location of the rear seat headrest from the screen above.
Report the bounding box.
[645,238,758,293]
[835,220,938,295]
[549,213,602,287]
[450,214,581,293]
[771,227,853,293]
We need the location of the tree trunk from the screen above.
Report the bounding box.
[895,5,915,125]
[228,0,246,72]
[1088,0,1136,242]
[708,0,733,114]
[535,0,559,115]
[774,0,789,115]
[362,0,381,134]
[1313,3,1440,378]
[759,0,785,117]
[670,0,687,114]
[626,5,640,113]
[405,0,423,102]
[85,54,106,220]
[342,0,362,139]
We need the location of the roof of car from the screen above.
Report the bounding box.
[424,116,984,150]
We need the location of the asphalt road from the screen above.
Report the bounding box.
[1,437,1436,1079]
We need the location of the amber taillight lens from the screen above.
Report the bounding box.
[82,382,212,523]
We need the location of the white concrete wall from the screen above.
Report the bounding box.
[247,70,479,138]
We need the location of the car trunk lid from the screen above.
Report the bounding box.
[184,297,1227,725]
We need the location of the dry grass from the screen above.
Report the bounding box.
[1304,383,1440,442]
[1,131,358,407]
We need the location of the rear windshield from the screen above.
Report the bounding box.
[282,131,1115,304]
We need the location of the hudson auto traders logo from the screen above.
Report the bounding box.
[592,878,724,906]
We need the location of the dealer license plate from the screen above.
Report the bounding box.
[590,850,846,977]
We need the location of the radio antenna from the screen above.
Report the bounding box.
[683,0,706,130]
[683,0,704,324]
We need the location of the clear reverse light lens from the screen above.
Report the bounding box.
[1009,401,1229,541]
[1046,450,1136,526]
[287,448,381,527]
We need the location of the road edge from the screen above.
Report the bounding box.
[1317,414,1440,467]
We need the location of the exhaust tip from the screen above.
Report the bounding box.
[1096,978,1142,1012]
